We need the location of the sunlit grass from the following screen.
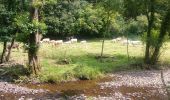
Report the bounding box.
[0,40,169,82]
[37,40,145,82]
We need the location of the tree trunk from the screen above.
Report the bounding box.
[144,23,151,64]
[28,1,41,75]
[150,8,170,65]
[6,36,15,62]
[127,31,129,61]
[144,0,155,64]
[0,41,7,64]
[100,11,110,59]
[28,32,40,74]
[100,38,105,58]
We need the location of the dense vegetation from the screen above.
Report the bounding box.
[0,0,170,83]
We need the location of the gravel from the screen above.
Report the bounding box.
[93,69,170,100]
[0,82,46,94]
[64,70,170,100]
[99,69,170,88]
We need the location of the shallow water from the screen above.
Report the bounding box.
[0,76,168,100]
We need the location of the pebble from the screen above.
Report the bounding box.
[0,82,46,94]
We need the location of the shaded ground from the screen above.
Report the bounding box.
[0,69,169,100]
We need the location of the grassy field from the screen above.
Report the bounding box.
[1,39,170,83]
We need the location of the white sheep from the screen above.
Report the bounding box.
[42,38,50,43]
[131,41,142,46]
[40,41,43,44]
[54,40,63,46]
[80,40,87,44]
[50,40,55,43]
[111,39,117,43]
[122,40,132,45]
[64,41,72,44]
[71,38,77,43]
[116,37,122,41]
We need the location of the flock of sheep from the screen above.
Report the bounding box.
[40,38,87,46]
[111,37,142,46]
[6,37,142,52]
[40,37,142,47]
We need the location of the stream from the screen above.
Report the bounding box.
[0,70,169,100]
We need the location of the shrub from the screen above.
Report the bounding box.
[74,64,102,80]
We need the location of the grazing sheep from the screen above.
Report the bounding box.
[122,40,132,45]
[40,41,43,44]
[71,38,77,43]
[111,39,117,43]
[42,38,50,43]
[64,41,72,44]
[50,40,55,43]
[49,40,56,46]
[55,40,63,45]
[80,40,87,44]
[116,37,122,41]
[131,41,142,46]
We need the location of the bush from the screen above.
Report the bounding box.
[142,30,160,47]
[74,64,102,80]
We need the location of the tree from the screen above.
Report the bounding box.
[143,0,170,65]
[124,0,156,64]
[43,0,104,39]
[6,0,29,62]
[150,5,170,64]
[98,0,123,58]
[143,0,156,64]
[124,0,170,65]
[0,0,29,63]
[27,0,45,75]
[0,1,15,63]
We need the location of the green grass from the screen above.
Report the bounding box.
[0,40,170,83]
[37,40,144,82]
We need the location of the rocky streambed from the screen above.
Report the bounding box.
[0,69,170,100]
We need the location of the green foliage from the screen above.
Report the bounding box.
[14,12,30,42]
[142,30,159,47]
[45,0,58,4]
[98,0,123,13]
[31,19,47,34]
[43,0,128,38]
[0,0,30,42]
[43,0,105,38]
[0,3,14,41]
[14,12,47,43]
[142,29,169,49]
[74,64,102,80]
[111,13,126,36]
[32,0,44,8]
[125,15,147,36]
